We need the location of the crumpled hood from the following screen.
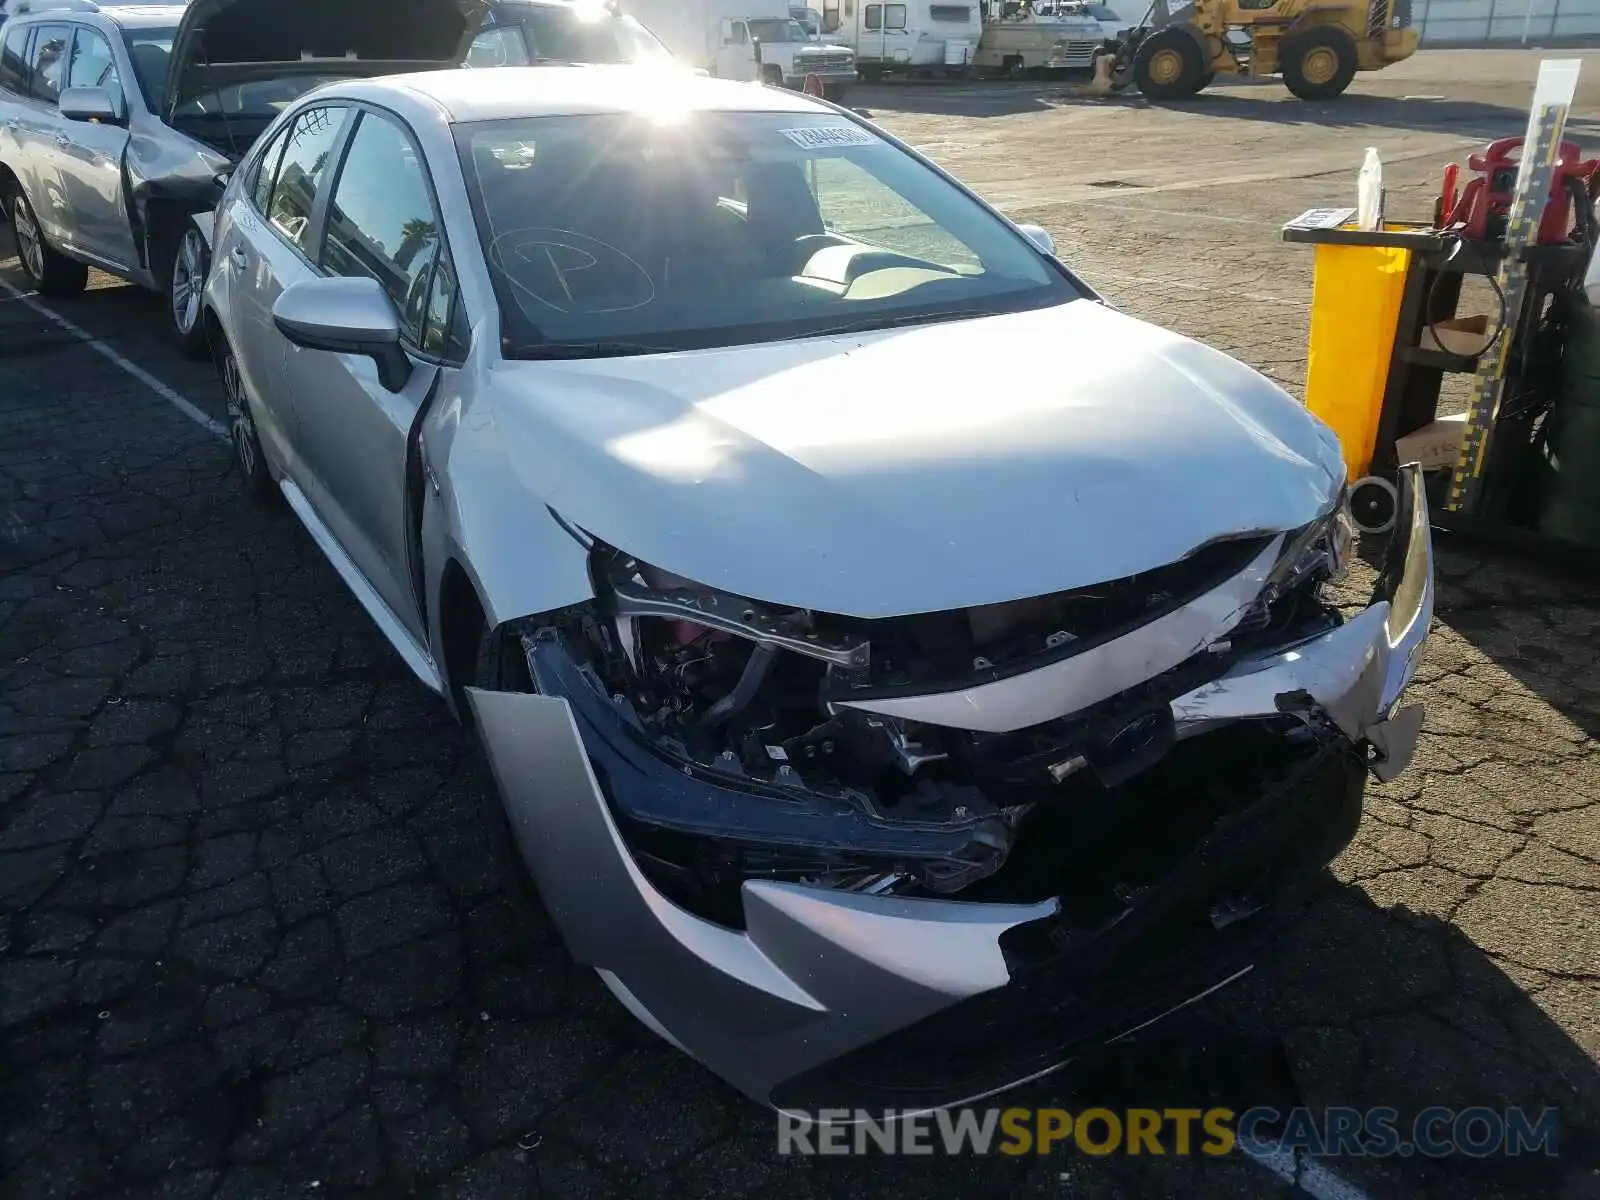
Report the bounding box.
[487,300,1345,618]
[167,0,487,115]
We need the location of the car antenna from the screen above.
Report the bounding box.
[197,34,243,159]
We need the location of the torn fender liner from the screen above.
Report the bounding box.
[465,684,1056,1105]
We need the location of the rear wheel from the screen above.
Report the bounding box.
[7,185,88,296]
[1281,27,1358,100]
[1133,28,1205,100]
[219,337,278,506]
[166,224,211,359]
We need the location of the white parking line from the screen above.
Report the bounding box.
[0,277,228,441]
[1243,1137,1376,1200]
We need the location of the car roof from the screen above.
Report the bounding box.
[347,65,840,124]
[4,3,185,27]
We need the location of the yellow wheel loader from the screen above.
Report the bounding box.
[1094,0,1419,101]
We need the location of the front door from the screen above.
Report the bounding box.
[279,106,456,645]
[48,25,136,270]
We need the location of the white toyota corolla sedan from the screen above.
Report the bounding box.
[202,65,1434,1111]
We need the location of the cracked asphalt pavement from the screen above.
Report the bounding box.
[2,47,1598,1200]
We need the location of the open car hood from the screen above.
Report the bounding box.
[166,0,489,116]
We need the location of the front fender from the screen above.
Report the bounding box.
[422,404,596,707]
[190,209,215,250]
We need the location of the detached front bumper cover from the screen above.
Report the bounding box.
[465,465,1435,1107]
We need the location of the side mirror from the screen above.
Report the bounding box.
[1017,223,1056,256]
[272,276,412,393]
[59,85,124,125]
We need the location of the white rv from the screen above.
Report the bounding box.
[624,0,857,92]
[814,1,983,78]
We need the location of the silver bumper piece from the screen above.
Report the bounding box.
[1169,463,1434,779]
[467,683,1058,1106]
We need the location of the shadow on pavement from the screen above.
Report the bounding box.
[855,83,1600,143]
[995,882,1600,1198]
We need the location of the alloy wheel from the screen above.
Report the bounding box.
[12,194,44,282]
[170,228,205,335]
[223,349,257,478]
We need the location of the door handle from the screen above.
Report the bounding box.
[229,246,248,270]
[54,133,71,148]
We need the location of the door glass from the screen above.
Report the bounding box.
[251,126,289,212]
[864,4,881,29]
[0,26,31,94]
[322,111,441,344]
[266,105,349,254]
[28,24,69,103]
[885,3,909,28]
[67,27,118,91]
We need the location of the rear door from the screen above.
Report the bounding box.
[12,22,70,241]
[0,23,35,176]
[50,24,136,270]
[216,103,353,475]
[281,105,458,645]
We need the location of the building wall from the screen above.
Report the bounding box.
[1412,0,1600,44]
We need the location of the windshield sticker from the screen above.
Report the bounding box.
[780,125,877,150]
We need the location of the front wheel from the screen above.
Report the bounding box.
[167,224,211,359]
[1133,29,1205,100]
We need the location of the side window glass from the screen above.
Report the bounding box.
[321,111,442,346]
[885,3,909,28]
[420,252,459,359]
[67,27,118,94]
[28,24,68,103]
[465,26,530,67]
[266,104,349,254]
[0,26,31,94]
[864,5,882,30]
[251,126,288,212]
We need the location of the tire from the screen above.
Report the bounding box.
[1197,70,1216,89]
[166,224,211,360]
[7,184,88,296]
[1132,28,1206,101]
[1281,26,1357,100]
[219,336,279,506]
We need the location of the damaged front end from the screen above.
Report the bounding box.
[467,465,1433,1107]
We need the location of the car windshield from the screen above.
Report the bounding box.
[120,29,176,110]
[749,18,808,43]
[457,111,1075,356]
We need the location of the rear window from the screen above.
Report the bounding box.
[0,24,29,94]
